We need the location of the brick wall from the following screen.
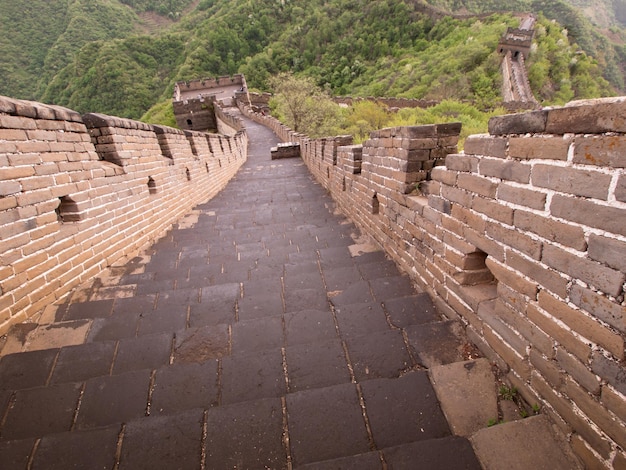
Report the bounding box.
[239,96,626,468]
[0,95,247,334]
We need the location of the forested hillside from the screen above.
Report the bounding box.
[0,0,623,120]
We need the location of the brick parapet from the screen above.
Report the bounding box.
[0,95,247,334]
[239,96,626,468]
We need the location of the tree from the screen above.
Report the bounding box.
[268,72,341,137]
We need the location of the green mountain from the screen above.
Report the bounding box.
[0,0,623,121]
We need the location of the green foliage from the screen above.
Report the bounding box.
[141,99,178,126]
[269,73,342,137]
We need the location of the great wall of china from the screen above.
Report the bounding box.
[0,24,625,468]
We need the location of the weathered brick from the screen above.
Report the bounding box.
[488,110,548,135]
[0,166,37,180]
[546,97,626,134]
[527,302,592,363]
[531,372,612,458]
[485,257,538,298]
[508,135,571,161]
[538,290,624,359]
[616,174,626,203]
[456,173,497,198]
[451,205,486,233]
[513,210,586,251]
[542,244,625,298]
[497,299,553,355]
[556,347,600,395]
[529,349,564,389]
[445,154,478,172]
[430,166,457,186]
[569,284,626,335]
[532,164,612,200]
[483,326,531,380]
[573,135,626,168]
[506,251,569,299]
[0,128,28,140]
[441,185,472,207]
[588,234,626,273]
[497,183,546,210]
[0,114,37,130]
[487,222,543,260]
[563,376,626,450]
[551,195,626,237]
[464,134,508,158]
[464,227,505,262]
[478,158,531,183]
[601,386,626,422]
[0,181,22,196]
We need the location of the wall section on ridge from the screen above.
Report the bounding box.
[239,96,626,469]
[0,95,247,334]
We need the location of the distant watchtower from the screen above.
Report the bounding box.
[172,74,248,132]
[498,27,534,60]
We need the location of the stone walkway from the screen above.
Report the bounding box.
[0,113,581,469]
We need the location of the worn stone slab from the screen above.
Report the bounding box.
[231,315,284,354]
[284,309,337,346]
[76,369,151,429]
[0,438,36,469]
[205,397,287,469]
[382,294,440,328]
[295,451,383,470]
[20,320,92,353]
[285,339,351,392]
[334,302,389,338]
[471,415,584,470]
[329,281,375,307]
[361,371,450,449]
[63,299,114,321]
[284,287,330,313]
[369,275,415,301]
[286,383,370,466]
[488,110,548,135]
[322,265,364,292]
[382,436,482,469]
[220,349,285,405]
[430,358,498,437]
[50,341,116,384]
[87,314,140,342]
[173,324,230,363]
[1,382,82,440]
[119,409,204,470]
[0,348,58,390]
[406,321,466,368]
[32,425,119,470]
[357,259,403,280]
[151,361,219,414]
[112,333,172,374]
[345,330,413,381]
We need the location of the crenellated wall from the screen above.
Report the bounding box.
[0,96,247,334]
[239,96,626,469]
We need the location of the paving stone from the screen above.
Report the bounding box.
[286,383,370,466]
[134,279,176,295]
[119,409,204,470]
[86,314,140,342]
[345,330,413,381]
[284,309,337,346]
[351,250,388,265]
[0,390,11,416]
[295,451,383,470]
[112,295,155,316]
[0,348,58,390]
[0,438,35,469]
[406,321,466,368]
[50,341,116,384]
[357,259,401,280]
[154,287,201,308]
[31,425,120,470]
[470,415,583,470]
[137,309,187,336]
[63,299,114,321]
[322,265,364,292]
[221,349,286,405]
[151,361,219,414]
[76,369,151,429]
[20,320,91,352]
[334,302,389,338]
[205,397,287,469]
[173,324,230,363]
[382,436,482,469]
[319,246,355,268]
[1,382,82,440]
[113,333,172,374]
[382,294,440,329]
[329,281,375,307]
[369,275,416,302]
[231,315,284,354]
[284,270,325,293]
[285,338,351,392]
[360,371,450,449]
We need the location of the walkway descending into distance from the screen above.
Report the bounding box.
[0,112,483,469]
